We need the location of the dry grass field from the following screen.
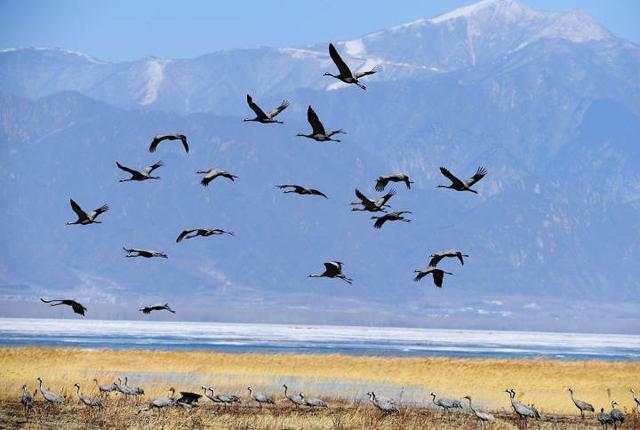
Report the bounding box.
[1,347,639,429]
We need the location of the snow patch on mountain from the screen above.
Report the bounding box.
[141,59,165,106]
[344,39,366,57]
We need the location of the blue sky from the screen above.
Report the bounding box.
[1,0,639,61]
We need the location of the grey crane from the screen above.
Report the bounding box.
[40,298,87,316]
[202,386,241,405]
[116,161,163,182]
[276,184,328,198]
[36,377,64,404]
[351,188,395,212]
[430,392,462,412]
[93,378,117,395]
[139,387,177,413]
[428,250,469,267]
[66,198,108,225]
[297,106,345,142]
[244,95,289,124]
[74,383,103,408]
[300,392,327,408]
[567,387,594,418]
[123,247,168,259]
[197,169,238,187]
[528,403,542,419]
[367,392,399,413]
[282,384,305,408]
[21,384,36,409]
[115,377,145,397]
[371,211,411,229]
[323,43,379,90]
[631,388,640,409]
[149,134,189,153]
[139,303,175,314]
[506,389,537,422]
[375,173,413,191]
[598,408,614,429]
[464,396,494,427]
[413,267,453,288]
[437,166,487,194]
[177,228,234,242]
[247,386,274,406]
[309,261,353,285]
[610,401,625,429]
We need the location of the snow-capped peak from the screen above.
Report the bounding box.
[429,0,532,24]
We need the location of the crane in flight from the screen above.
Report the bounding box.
[297,106,345,142]
[243,95,289,124]
[323,43,380,90]
[437,166,487,194]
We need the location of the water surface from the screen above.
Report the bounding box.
[0,318,638,360]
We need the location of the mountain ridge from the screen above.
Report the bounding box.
[1,0,639,333]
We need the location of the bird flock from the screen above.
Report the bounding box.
[20,376,638,429]
[39,42,488,317]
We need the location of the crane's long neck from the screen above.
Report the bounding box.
[466,398,476,414]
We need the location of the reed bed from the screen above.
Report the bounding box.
[1,347,638,429]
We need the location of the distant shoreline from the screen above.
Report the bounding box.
[1,318,638,361]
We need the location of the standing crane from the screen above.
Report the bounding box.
[631,388,640,410]
[247,386,274,407]
[36,378,64,404]
[430,392,463,412]
[375,174,413,191]
[437,166,487,194]
[202,386,241,405]
[309,261,353,285]
[138,303,175,314]
[116,161,163,182]
[74,383,103,408]
[40,298,87,316]
[367,392,399,413]
[176,228,234,242]
[21,384,36,410]
[66,199,108,225]
[197,169,238,187]
[276,185,328,198]
[138,387,176,413]
[463,395,494,427]
[244,95,289,124]
[567,387,594,418]
[371,211,412,229]
[300,393,327,408]
[610,401,626,429]
[282,384,305,408]
[115,377,145,397]
[123,247,168,259]
[323,43,380,90]
[505,389,537,423]
[598,408,614,429]
[351,189,395,212]
[93,378,117,396]
[413,267,453,288]
[297,106,345,142]
[149,134,189,153]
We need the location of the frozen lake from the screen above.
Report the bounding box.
[0,318,638,360]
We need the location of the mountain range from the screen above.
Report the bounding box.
[1,0,639,333]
